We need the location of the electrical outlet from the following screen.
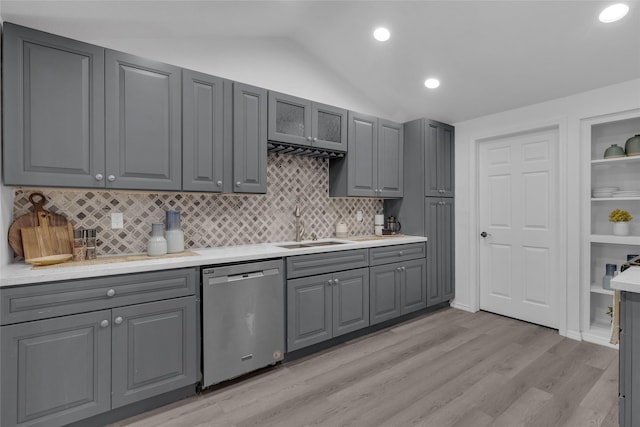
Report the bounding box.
[111,212,124,229]
[356,211,363,222]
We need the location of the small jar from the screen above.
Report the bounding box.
[72,229,85,262]
[165,211,184,254]
[148,223,167,256]
[84,229,97,260]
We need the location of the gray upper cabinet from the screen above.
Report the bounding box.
[105,50,182,191]
[329,111,403,198]
[1,310,112,427]
[2,23,105,188]
[268,92,312,146]
[425,119,455,197]
[233,83,268,194]
[377,119,404,197]
[268,91,347,152]
[182,70,228,192]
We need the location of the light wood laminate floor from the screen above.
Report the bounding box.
[110,308,618,427]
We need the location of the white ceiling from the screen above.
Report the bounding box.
[1,0,639,124]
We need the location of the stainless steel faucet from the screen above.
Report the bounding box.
[294,205,305,242]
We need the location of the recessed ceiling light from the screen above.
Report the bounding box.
[424,78,440,89]
[599,3,629,23]
[373,27,390,42]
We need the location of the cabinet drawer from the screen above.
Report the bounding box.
[286,249,368,279]
[369,243,426,266]
[1,268,197,325]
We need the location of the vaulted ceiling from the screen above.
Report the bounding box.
[2,0,639,123]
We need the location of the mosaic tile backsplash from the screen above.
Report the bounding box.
[12,154,383,256]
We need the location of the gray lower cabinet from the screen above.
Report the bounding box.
[0,268,198,427]
[425,198,455,306]
[287,268,369,351]
[329,111,403,198]
[233,82,268,194]
[2,22,105,188]
[182,70,229,193]
[105,50,182,191]
[370,258,427,325]
[620,290,640,427]
[111,297,197,408]
[1,310,111,427]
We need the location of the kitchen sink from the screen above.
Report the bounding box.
[277,241,347,249]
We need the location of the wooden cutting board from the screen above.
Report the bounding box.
[21,214,73,261]
[8,192,70,258]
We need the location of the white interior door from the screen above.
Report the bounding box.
[478,128,559,329]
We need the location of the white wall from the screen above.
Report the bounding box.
[453,77,640,339]
[89,35,389,120]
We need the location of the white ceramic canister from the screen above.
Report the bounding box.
[336,221,348,238]
[148,223,168,256]
[165,210,185,253]
[375,214,384,236]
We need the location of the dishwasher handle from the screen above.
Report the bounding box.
[208,268,280,285]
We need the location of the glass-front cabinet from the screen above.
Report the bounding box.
[582,110,640,346]
[268,91,347,152]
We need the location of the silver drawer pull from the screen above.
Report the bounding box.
[396,267,402,272]
[398,251,404,256]
[217,180,223,187]
[334,278,339,285]
[95,174,104,181]
[106,289,116,297]
[401,266,406,271]
[114,316,123,325]
[107,175,116,182]
[100,319,109,328]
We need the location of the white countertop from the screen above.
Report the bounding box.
[611,266,640,293]
[0,235,427,287]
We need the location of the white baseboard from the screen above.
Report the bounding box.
[564,329,582,341]
[449,301,476,313]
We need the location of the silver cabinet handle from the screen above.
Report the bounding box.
[236,181,241,186]
[399,251,404,256]
[100,320,109,328]
[114,316,123,325]
[307,136,312,142]
[334,278,339,285]
[328,280,333,286]
[95,173,104,181]
[106,289,116,297]
[401,266,406,271]
[217,180,223,187]
[107,175,116,182]
[313,137,318,143]
[396,267,402,272]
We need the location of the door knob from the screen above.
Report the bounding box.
[107,175,116,182]
[480,231,490,238]
[114,316,123,325]
[95,174,104,181]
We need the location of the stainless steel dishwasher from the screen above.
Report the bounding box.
[202,259,284,387]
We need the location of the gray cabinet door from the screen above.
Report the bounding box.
[347,111,378,197]
[332,268,370,337]
[233,83,268,194]
[287,274,333,351]
[439,198,455,301]
[369,263,401,325]
[425,120,454,197]
[182,70,226,192]
[1,310,111,427]
[425,197,455,306]
[268,91,312,146]
[111,297,197,408]
[312,102,348,152]
[401,258,427,314]
[105,50,182,191]
[377,119,404,198]
[3,23,105,188]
